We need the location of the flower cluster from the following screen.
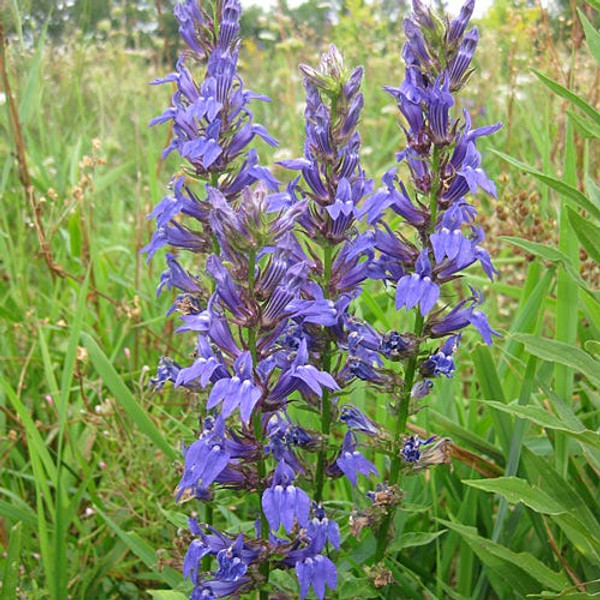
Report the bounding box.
[145,0,500,597]
[360,0,501,403]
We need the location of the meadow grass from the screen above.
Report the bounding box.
[1,2,599,599]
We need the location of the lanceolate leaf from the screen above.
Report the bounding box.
[578,8,600,67]
[533,70,600,127]
[512,333,600,388]
[82,332,177,460]
[568,109,600,139]
[388,530,447,552]
[492,150,600,221]
[501,237,600,305]
[462,477,565,515]
[567,207,600,263]
[439,520,568,594]
[484,401,600,450]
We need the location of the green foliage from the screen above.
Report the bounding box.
[1,0,599,598]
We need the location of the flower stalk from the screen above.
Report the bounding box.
[144,0,500,598]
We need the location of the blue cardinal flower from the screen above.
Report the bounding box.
[427,288,501,345]
[307,503,341,551]
[295,554,337,600]
[401,434,436,462]
[176,416,231,502]
[333,431,379,485]
[395,250,440,316]
[261,460,310,533]
[206,352,262,424]
[420,334,461,378]
[340,404,380,436]
[269,338,340,401]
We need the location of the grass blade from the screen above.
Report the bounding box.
[81,332,177,460]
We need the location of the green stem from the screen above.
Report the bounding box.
[247,249,269,599]
[374,147,442,564]
[314,243,334,503]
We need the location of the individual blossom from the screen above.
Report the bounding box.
[261,460,311,534]
[400,434,436,463]
[206,351,262,424]
[331,431,379,486]
[295,554,337,600]
[306,503,340,552]
[339,404,380,436]
[420,334,461,378]
[175,416,231,502]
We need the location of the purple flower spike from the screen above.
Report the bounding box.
[335,431,379,486]
[296,554,337,600]
[261,460,310,533]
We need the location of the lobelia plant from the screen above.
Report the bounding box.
[145,0,500,598]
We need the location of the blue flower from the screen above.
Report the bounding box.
[261,460,310,533]
[150,357,182,390]
[395,250,439,316]
[307,503,340,552]
[269,339,340,401]
[295,554,337,600]
[420,334,461,378]
[215,535,248,582]
[176,416,231,502]
[340,404,380,436]
[334,431,378,486]
[426,288,501,345]
[411,379,433,399]
[380,330,418,360]
[400,434,436,463]
[207,352,262,424]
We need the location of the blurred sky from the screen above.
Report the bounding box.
[240,0,495,19]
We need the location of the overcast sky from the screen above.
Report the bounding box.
[240,0,495,19]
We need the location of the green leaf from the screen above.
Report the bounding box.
[512,333,600,388]
[472,345,511,454]
[501,237,600,305]
[93,504,181,588]
[388,530,447,552]
[462,477,565,515]
[1,522,22,600]
[521,448,600,561]
[439,519,568,594]
[533,70,600,127]
[493,150,600,221]
[82,332,177,460]
[483,401,600,450]
[147,593,188,600]
[585,340,600,358]
[567,207,600,263]
[337,577,376,599]
[586,174,600,211]
[568,109,600,139]
[586,0,600,12]
[578,8,600,66]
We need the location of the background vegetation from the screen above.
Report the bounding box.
[1,0,599,598]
